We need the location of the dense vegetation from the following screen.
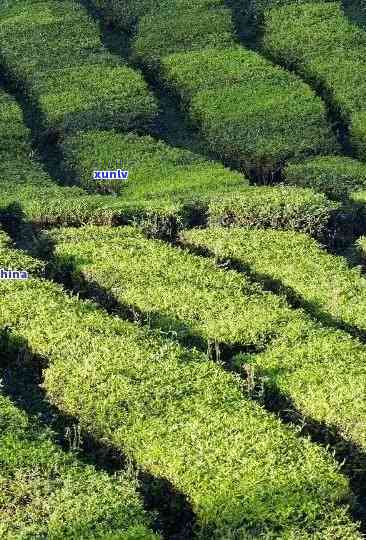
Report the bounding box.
[1,0,366,537]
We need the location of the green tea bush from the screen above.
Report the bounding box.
[0,90,30,159]
[183,227,366,452]
[0,2,111,82]
[0,394,159,538]
[92,0,336,180]
[0,233,360,538]
[0,1,157,136]
[262,1,366,159]
[132,5,236,68]
[61,130,248,195]
[183,227,366,335]
[33,65,157,136]
[160,47,336,179]
[50,225,298,351]
[61,130,336,235]
[236,319,366,453]
[207,185,338,237]
[284,156,366,200]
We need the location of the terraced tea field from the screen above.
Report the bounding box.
[2,0,366,538]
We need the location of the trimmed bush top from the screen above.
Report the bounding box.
[262,1,366,159]
[0,393,159,539]
[182,227,366,451]
[0,264,358,536]
[50,224,299,350]
[160,46,337,178]
[182,226,366,335]
[284,155,366,200]
[0,0,157,135]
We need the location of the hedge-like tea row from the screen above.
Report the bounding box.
[0,233,360,537]
[284,155,366,200]
[49,225,299,352]
[182,227,366,450]
[62,129,338,236]
[0,89,166,227]
[90,0,336,181]
[262,1,366,160]
[0,1,157,137]
[0,89,30,159]
[207,185,338,237]
[61,130,248,195]
[0,397,159,539]
[0,229,159,538]
[182,227,366,336]
[161,47,336,180]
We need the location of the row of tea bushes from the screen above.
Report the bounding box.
[0,85,336,235]
[62,130,339,237]
[0,0,157,138]
[49,225,298,353]
[0,231,360,537]
[90,0,336,181]
[61,129,248,196]
[284,156,366,201]
[182,226,366,451]
[262,1,366,160]
[159,47,336,180]
[0,229,160,539]
[0,87,166,228]
[182,227,366,337]
[0,396,159,539]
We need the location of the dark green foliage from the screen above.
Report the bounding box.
[207,186,338,238]
[262,1,366,159]
[61,130,247,195]
[160,47,337,180]
[0,90,30,159]
[132,4,236,68]
[0,1,157,135]
[284,155,366,200]
[0,233,360,538]
[61,130,336,236]
[33,65,157,136]
[91,0,336,180]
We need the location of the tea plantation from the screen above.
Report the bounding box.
[1,0,366,538]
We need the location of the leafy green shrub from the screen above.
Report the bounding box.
[262,1,366,159]
[0,233,360,537]
[93,0,336,180]
[50,225,298,352]
[33,65,157,136]
[160,47,337,179]
[0,90,30,158]
[0,395,159,539]
[61,131,336,235]
[182,227,366,452]
[236,319,366,453]
[132,5,236,68]
[0,1,157,136]
[207,185,338,237]
[182,226,366,335]
[0,2,112,82]
[61,130,247,195]
[284,155,366,200]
